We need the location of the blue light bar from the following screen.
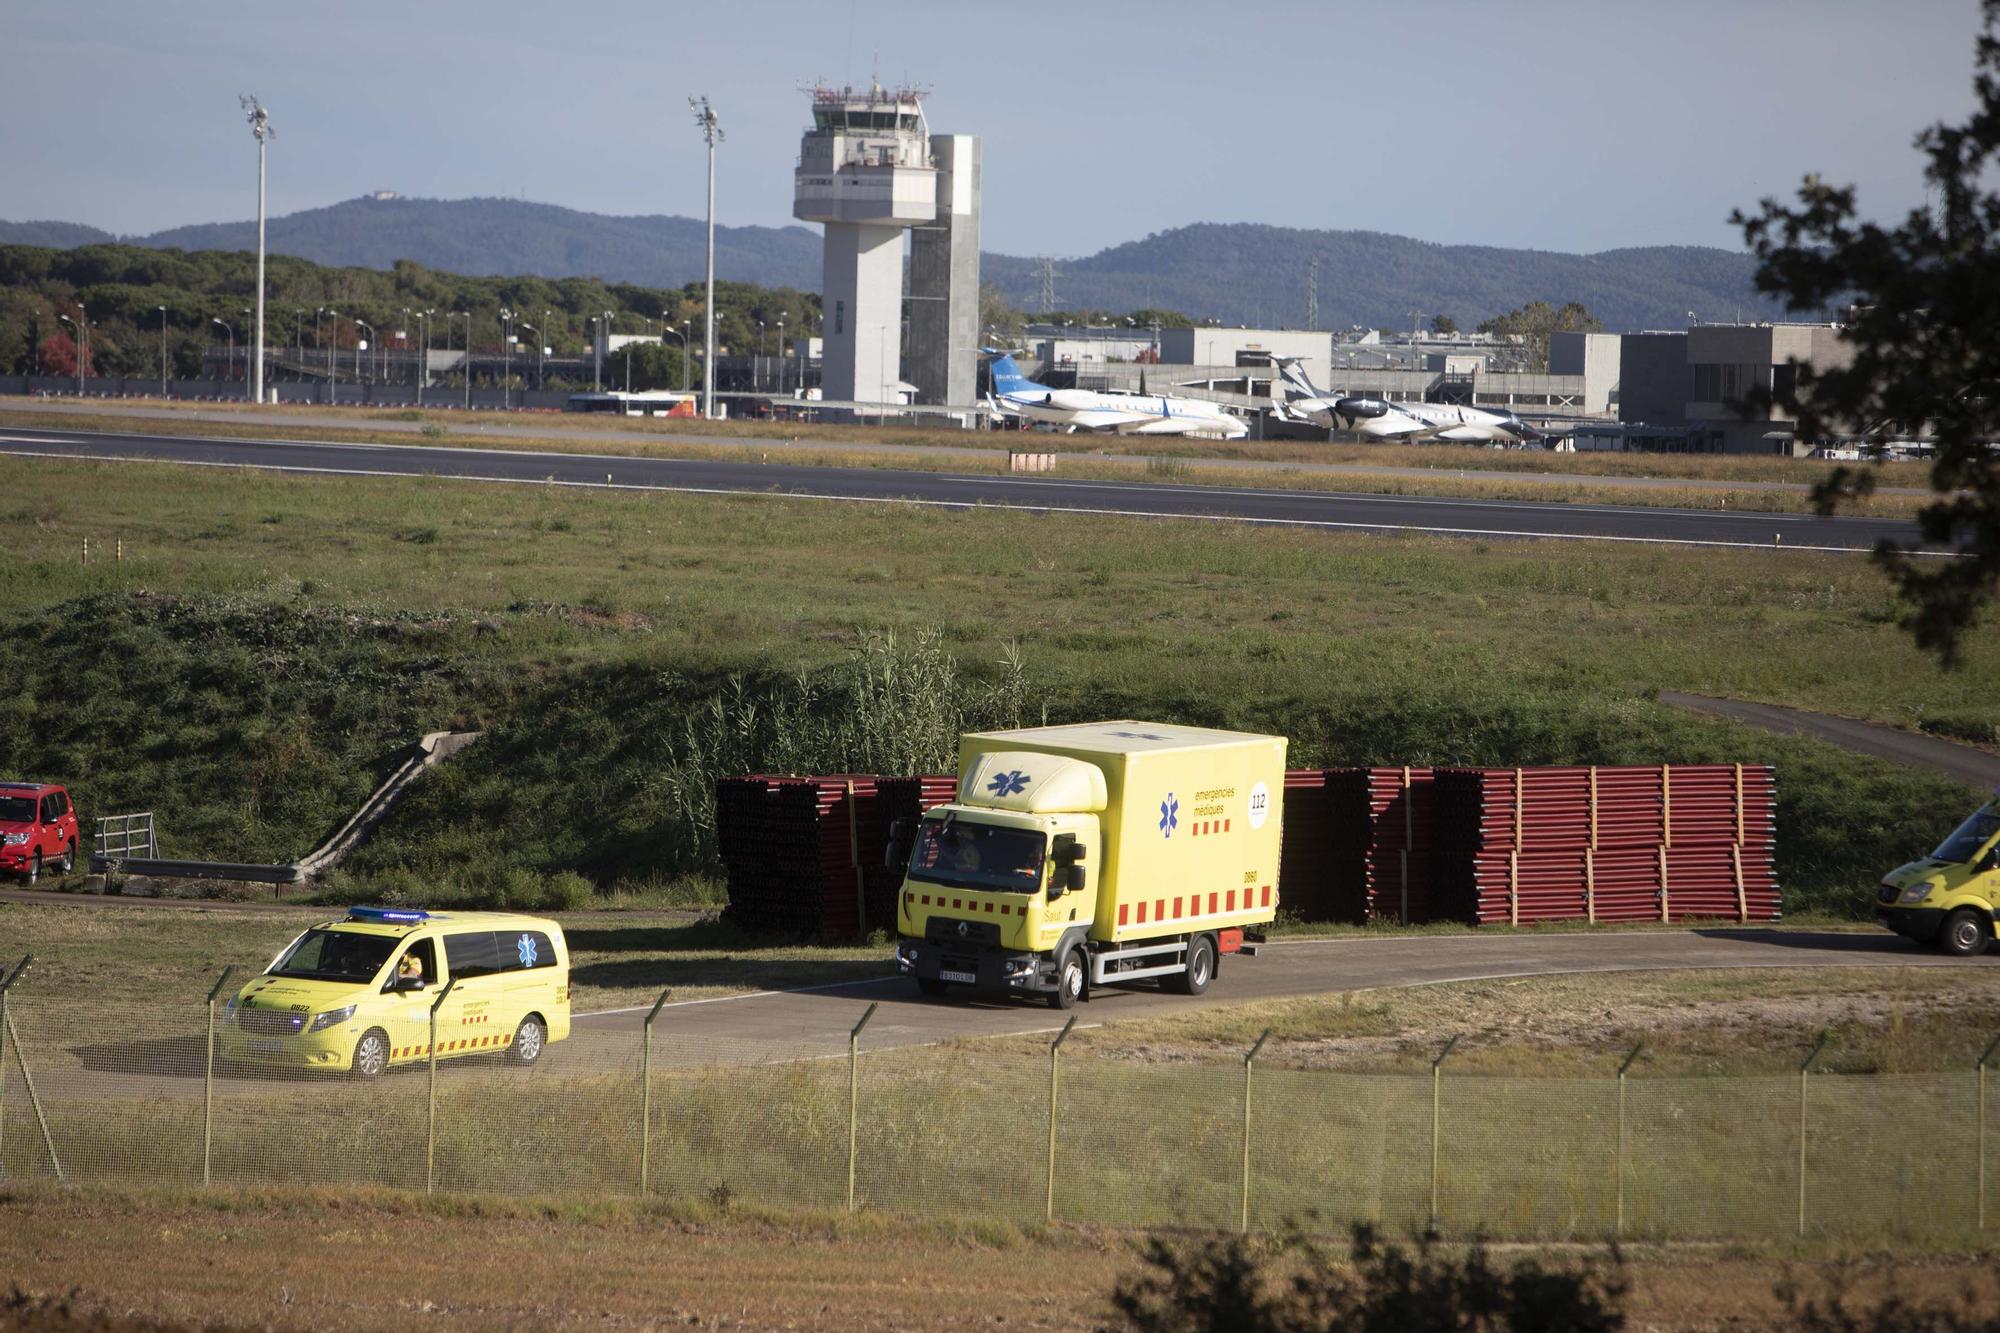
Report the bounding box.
[347,906,430,924]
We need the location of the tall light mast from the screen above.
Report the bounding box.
[240,96,274,405]
[690,96,722,419]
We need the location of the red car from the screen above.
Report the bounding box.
[0,782,79,883]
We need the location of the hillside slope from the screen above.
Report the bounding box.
[5,200,1787,331]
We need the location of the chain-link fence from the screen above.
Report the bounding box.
[2,954,1996,1243]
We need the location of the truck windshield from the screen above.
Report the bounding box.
[269,929,399,982]
[908,820,1046,894]
[1933,805,2000,863]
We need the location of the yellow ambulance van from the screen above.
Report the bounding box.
[219,907,572,1078]
[1877,792,2000,956]
[888,721,1286,1007]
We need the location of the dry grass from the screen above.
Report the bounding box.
[1021,966,2000,1077]
[0,1185,1991,1332]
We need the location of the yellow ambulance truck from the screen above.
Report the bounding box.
[888,721,1286,1008]
[1877,791,2000,956]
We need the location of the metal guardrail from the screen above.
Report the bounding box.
[85,856,303,885]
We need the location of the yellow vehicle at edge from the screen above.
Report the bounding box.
[218,907,572,1078]
[1877,792,2000,956]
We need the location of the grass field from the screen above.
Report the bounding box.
[0,400,1930,516]
[0,453,1986,913]
[5,1186,1992,1333]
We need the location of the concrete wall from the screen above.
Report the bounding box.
[1159,328,1331,386]
[1548,331,1621,415]
[907,134,980,408]
[819,221,905,405]
[1617,332,1690,425]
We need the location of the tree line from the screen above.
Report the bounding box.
[0,243,820,386]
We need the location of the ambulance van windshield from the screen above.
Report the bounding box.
[270,929,399,983]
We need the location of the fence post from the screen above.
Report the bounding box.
[425,978,456,1196]
[1430,1035,1459,1235]
[0,955,24,1177]
[201,966,236,1186]
[0,956,62,1182]
[1047,1016,1077,1224]
[1979,1034,2000,1231]
[1241,1028,1271,1234]
[1615,1042,1643,1239]
[847,1002,877,1213]
[1798,1030,1827,1239]
[639,989,671,1198]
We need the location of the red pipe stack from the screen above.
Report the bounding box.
[1429,765,1779,925]
[717,773,955,940]
[1325,767,1440,924]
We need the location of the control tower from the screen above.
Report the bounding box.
[794,85,979,414]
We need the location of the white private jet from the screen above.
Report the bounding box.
[1274,357,1543,445]
[987,351,1248,439]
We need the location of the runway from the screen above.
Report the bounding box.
[0,425,1924,552]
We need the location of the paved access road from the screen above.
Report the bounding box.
[567,927,1983,1065]
[1664,691,2000,791]
[0,424,1922,551]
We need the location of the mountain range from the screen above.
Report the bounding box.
[0,196,1789,331]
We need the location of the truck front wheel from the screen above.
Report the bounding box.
[1050,949,1086,1010]
[1941,909,1991,957]
[1171,935,1215,996]
[917,977,948,997]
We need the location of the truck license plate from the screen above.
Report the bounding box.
[940,970,976,984]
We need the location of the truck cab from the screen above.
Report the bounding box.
[891,752,1104,1005]
[1877,793,2000,955]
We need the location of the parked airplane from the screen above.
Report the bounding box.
[987,352,1249,439]
[1274,357,1543,444]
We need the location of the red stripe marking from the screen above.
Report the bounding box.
[1208,892,1218,914]
[1155,898,1165,921]
[1224,819,1231,833]
[1227,890,1236,911]
[984,901,995,913]
[1118,904,1129,927]
[1262,885,1271,907]
[1174,896,1183,917]
[953,899,962,909]
[1137,901,1148,924]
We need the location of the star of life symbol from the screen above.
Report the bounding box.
[1108,730,1171,741]
[516,934,538,967]
[1159,794,1179,837]
[986,769,1030,797]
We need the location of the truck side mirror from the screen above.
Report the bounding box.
[1052,835,1084,863]
[1065,864,1087,893]
[885,818,917,870]
[1981,845,2000,873]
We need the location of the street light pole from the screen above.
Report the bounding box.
[158,306,169,397]
[453,311,470,409]
[241,96,273,405]
[682,319,692,393]
[691,96,722,419]
[500,309,513,410]
[354,319,375,390]
[518,323,537,401]
[776,310,788,395]
[211,318,234,384]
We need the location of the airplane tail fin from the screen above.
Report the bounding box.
[986,351,1037,397]
[1272,355,1322,400]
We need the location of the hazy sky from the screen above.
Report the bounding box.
[4,1,1983,258]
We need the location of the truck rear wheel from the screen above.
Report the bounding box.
[1941,909,1990,957]
[1170,935,1215,996]
[1050,949,1086,1010]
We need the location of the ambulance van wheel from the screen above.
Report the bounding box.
[1050,949,1086,1011]
[917,977,948,997]
[351,1029,390,1080]
[509,1014,547,1065]
[1941,909,1991,958]
[1171,935,1215,996]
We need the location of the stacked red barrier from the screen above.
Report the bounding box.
[718,773,955,940]
[1325,767,1440,924]
[1429,765,1779,925]
[1278,770,1342,921]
